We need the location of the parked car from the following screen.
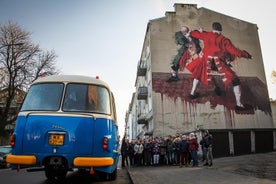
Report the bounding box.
[0,145,12,168]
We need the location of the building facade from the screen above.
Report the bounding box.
[125,4,275,156]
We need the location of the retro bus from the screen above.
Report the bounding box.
[7,75,119,181]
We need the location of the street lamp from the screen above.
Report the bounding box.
[0,42,24,50]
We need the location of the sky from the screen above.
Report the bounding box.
[1,0,275,136]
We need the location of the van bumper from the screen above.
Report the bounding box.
[6,155,36,165]
[73,157,114,167]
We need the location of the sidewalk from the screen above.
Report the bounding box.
[127,152,276,184]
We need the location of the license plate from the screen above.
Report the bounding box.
[49,134,64,146]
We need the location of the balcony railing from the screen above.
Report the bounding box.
[137,60,147,76]
[137,67,147,76]
[137,110,153,125]
[137,87,148,100]
[137,114,148,124]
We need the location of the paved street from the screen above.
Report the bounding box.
[2,152,276,183]
[0,154,130,184]
[0,165,131,184]
[126,152,276,184]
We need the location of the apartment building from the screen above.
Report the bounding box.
[125,4,275,156]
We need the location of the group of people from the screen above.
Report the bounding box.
[120,130,213,168]
[167,22,253,112]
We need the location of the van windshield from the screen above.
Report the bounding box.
[21,83,64,111]
[62,83,111,114]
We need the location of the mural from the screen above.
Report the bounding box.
[159,22,271,116]
[134,4,274,153]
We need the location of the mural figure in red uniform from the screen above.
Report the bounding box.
[186,22,253,111]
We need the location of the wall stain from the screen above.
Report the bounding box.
[152,72,272,116]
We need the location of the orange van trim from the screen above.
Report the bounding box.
[73,157,114,167]
[6,155,36,165]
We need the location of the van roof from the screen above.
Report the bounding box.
[33,75,110,89]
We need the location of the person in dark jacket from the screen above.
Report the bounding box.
[143,138,152,166]
[166,136,174,165]
[179,135,189,167]
[120,137,129,168]
[152,143,160,166]
[202,130,213,166]
[173,137,181,165]
[128,139,135,166]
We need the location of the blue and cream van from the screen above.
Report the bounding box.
[7,75,119,181]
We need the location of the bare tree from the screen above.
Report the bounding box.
[0,22,59,136]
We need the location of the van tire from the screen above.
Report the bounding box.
[108,168,117,180]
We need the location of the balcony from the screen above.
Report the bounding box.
[137,87,148,100]
[137,60,147,76]
[145,130,153,136]
[137,110,153,125]
[137,114,148,124]
[137,67,147,76]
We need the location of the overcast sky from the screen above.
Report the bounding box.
[1,0,275,136]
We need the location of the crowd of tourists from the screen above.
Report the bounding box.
[120,130,213,168]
